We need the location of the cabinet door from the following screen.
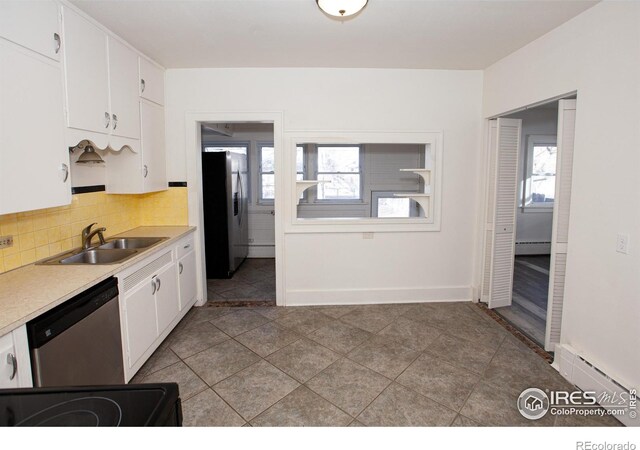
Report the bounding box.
[139,57,164,105]
[62,6,109,134]
[0,332,18,389]
[0,40,70,214]
[108,37,140,140]
[141,100,167,192]
[0,0,61,61]
[178,251,197,311]
[123,279,158,368]
[154,263,179,335]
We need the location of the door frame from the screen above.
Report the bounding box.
[185,111,285,306]
[478,92,577,347]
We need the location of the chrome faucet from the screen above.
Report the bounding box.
[82,223,106,249]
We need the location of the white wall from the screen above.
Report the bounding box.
[482,2,640,389]
[165,68,483,304]
[505,107,558,253]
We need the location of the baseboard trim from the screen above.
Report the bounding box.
[285,286,472,306]
[248,246,275,258]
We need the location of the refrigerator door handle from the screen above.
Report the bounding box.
[237,171,244,227]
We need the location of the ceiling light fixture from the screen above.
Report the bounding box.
[316,0,368,18]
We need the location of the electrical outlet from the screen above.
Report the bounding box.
[0,235,14,249]
[616,233,629,254]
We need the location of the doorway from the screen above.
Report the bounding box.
[200,122,277,306]
[481,97,576,351]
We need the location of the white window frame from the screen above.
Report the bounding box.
[259,143,306,204]
[522,135,557,212]
[285,131,443,233]
[305,144,365,204]
[257,142,275,204]
[371,191,421,218]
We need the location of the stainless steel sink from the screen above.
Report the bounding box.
[59,249,138,265]
[36,236,169,265]
[98,237,167,250]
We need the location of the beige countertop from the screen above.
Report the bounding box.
[0,226,196,336]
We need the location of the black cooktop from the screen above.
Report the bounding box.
[0,383,181,427]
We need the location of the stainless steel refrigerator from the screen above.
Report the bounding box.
[201,150,249,278]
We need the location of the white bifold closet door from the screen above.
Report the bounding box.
[545,99,577,351]
[481,118,522,309]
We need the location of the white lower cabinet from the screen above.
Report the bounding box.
[177,251,197,311]
[154,263,179,335]
[117,231,197,381]
[177,234,197,310]
[121,277,158,371]
[0,325,33,389]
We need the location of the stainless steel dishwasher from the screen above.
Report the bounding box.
[27,277,124,387]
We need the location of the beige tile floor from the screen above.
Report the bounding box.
[132,301,621,427]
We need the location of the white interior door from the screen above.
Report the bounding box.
[482,118,522,308]
[545,99,577,351]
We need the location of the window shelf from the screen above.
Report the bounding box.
[295,180,328,205]
[399,168,431,185]
[393,193,431,218]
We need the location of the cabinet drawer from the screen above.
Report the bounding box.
[176,235,195,260]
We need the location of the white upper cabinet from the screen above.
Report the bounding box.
[139,57,164,106]
[0,39,70,214]
[62,7,140,140]
[108,37,141,139]
[105,100,167,194]
[61,6,110,135]
[141,100,167,192]
[0,0,61,61]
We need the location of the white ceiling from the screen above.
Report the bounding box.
[70,0,597,70]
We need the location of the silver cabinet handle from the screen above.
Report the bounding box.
[112,114,118,130]
[183,244,190,249]
[143,165,148,178]
[140,79,146,93]
[156,277,161,292]
[60,163,69,182]
[104,112,110,128]
[151,277,157,295]
[179,262,183,274]
[53,33,61,54]
[7,353,17,381]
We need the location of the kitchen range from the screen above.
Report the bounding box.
[0,225,198,426]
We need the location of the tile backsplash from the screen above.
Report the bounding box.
[0,187,188,274]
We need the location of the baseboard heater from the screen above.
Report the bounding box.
[515,241,551,255]
[556,344,636,426]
